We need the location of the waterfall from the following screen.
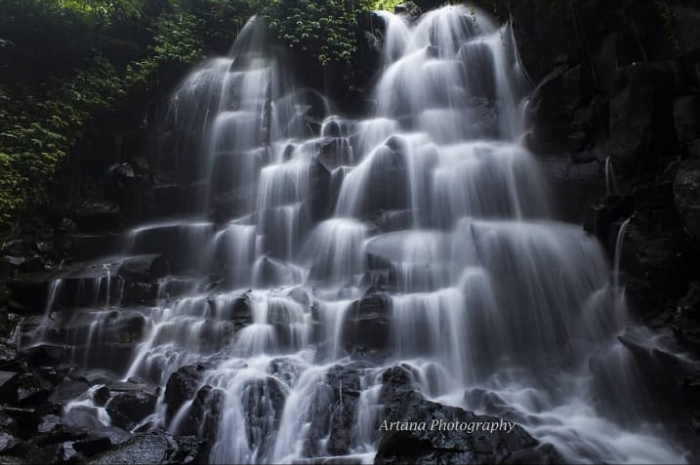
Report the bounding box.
[24,5,693,464]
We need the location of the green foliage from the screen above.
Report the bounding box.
[655,0,680,52]
[0,0,250,226]
[372,0,404,11]
[0,57,124,224]
[259,0,373,66]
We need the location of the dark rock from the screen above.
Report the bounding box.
[170,435,203,464]
[315,138,353,172]
[309,156,333,222]
[23,344,72,368]
[7,273,56,315]
[376,386,565,465]
[72,198,121,232]
[240,377,287,457]
[0,371,52,406]
[267,358,302,387]
[622,212,691,299]
[0,428,18,453]
[37,414,61,434]
[90,426,132,447]
[344,294,391,353]
[583,195,634,246]
[73,426,132,457]
[679,282,700,314]
[185,386,223,453]
[102,383,159,430]
[57,217,78,233]
[149,255,171,280]
[63,405,106,430]
[113,312,149,344]
[529,64,592,154]
[538,155,605,224]
[211,188,252,222]
[0,456,28,464]
[118,255,160,282]
[66,233,123,261]
[114,162,136,179]
[381,365,418,394]
[23,442,65,465]
[86,433,172,465]
[602,63,678,172]
[47,379,90,408]
[0,371,16,391]
[325,363,369,455]
[625,278,665,317]
[674,95,700,149]
[129,157,150,174]
[394,2,422,23]
[674,158,700,245]
[164,365,205,424]
[120,282,156,306]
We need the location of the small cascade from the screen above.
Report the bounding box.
[614,217,632,290]
[20,5,696,465]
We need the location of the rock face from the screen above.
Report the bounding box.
[99,383,160,430]
[163,364,205,424]
[507,0,700,316]
[675,158,700,245]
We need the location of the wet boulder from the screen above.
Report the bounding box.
[0,427,18,453]
[72,198,121,232]
[117,255,161,282]
[63,405,106,430]
[315,138,354,172]
[240,377,287,457]
[183,386,223,451]
[100,383,159,430]
[85,433,172,465]
[120,282,157,306]
[381,365,418,395]
[267,357,303,388]
[0,371,53,406]
[73,426,132,457]
[169,435,204,464]
[394,2,422,23]
[376,387,565,465]
[164,364,206,424]
[325,363,370,455]
[308,157,333,222]
[343,294,391,354]
[47,378,90,409]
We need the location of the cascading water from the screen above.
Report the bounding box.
[19,5,697,464]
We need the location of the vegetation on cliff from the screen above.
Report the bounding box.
[2,0,464,228]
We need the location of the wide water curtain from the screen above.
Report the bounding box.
[24,6,691,465]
